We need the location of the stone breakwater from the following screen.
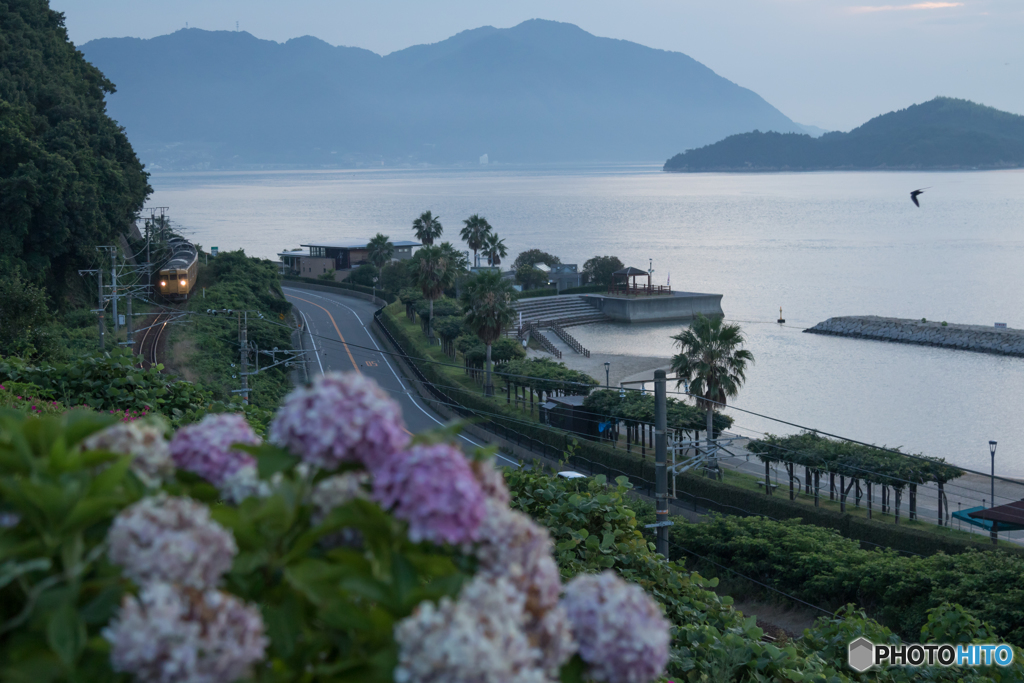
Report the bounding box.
[804,316,1024,357]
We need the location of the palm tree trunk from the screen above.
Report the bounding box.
[705,407,716,478]
[484,343,494,397]
[428,298,434,341]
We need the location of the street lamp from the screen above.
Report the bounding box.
[604,362,610,388]
[990,440,997,509]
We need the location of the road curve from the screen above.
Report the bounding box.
[283,286,516,466]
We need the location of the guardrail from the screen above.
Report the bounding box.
[549,321,590,357]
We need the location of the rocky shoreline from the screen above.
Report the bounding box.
[804,316,1024,357]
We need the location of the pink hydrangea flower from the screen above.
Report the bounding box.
[105,582,267,683]
[169,413,260,487]
[372,443,485,546]
[107,495,237,589]
[561,571,671,683]
[268,372,409,470]
[471,460,510,505]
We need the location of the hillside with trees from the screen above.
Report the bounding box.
[0,0,150,297]
[664,97,1024,172]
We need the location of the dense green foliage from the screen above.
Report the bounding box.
[515,263,549,290]
[507,468,1024,682]
[0,407,470,683]
[583,389,733,435]
[0,0,150,294]
[582,256,624,286]
[501,357,598,396]
[671,514,1024,647]
[748,431,963,488]
[0,349,208,421]
[347,264,378,288]
[0,273,61,359]
[180,251,292,411]
[664,97,1024,172]
[511,249,560,271]
[671,469,1022,557]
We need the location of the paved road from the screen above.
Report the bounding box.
[283,286,517,467]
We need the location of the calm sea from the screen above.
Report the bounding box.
[150,164,1024,475]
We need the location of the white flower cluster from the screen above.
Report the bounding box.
[310,471,371,524]
[104,582,267,683]
[83,420,174,487]
[394,575,552,683]
[107,495,237,589]
[219,464,271,504]
[394,498,577,683]
[105,495,267,683]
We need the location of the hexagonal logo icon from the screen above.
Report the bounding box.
[848,637,875,672]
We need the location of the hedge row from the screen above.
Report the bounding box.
[668,513,1024,647]
[673,471,1023,557]
[282,275,398,303]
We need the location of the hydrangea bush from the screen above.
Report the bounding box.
[0,372,672,683]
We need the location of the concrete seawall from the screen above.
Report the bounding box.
[581,291,724,323]
[805,316,1024,357]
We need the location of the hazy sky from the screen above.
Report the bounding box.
[52,0,1024,131]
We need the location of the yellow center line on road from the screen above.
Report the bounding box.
[286,293,360,373]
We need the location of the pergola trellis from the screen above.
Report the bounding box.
[609,267,669,296]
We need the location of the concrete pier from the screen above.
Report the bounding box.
[581,291,724,323]
[805,316,1024,357]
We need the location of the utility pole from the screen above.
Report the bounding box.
[654,369,670,558]
[111,248,119,332]
[97,268,105,351]
[239,311,249,404]
[126,295,134,344]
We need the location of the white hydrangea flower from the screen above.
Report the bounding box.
[310,471,371,524]
[394,575,554,683]
[83,419,174,487]
[474,500,575,674]
[107,495,237,589]
[104,582,267,683]
[219,464,271,504]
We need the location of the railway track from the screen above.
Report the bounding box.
[136,312,171,369]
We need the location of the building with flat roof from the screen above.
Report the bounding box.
[278,239,421,276]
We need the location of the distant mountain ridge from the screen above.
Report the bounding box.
[664,97,1024,172]
[80,20,803,169]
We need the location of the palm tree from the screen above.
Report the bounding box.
[438,241,470,276]
[367,233,394,270]
[461,270,518,396]
[482,232,507,267]
[460,214,492,268]
[413,245,456,340]
[670,314,754,462]
[412,210,443,246]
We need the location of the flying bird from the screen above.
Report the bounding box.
[910,188,930,207]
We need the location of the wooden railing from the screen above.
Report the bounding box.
[607,283,672,296]
[549,321,590,357]
[524,321,562,359]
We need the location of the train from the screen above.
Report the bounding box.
[157,237,198,300]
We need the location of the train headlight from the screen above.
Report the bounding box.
[180,279,187,286]
[160,280,167,287]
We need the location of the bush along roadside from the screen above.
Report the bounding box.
[507,466,1024,683]
[667,513,1024,648]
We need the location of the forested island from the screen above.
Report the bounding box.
[664,97,1024,172]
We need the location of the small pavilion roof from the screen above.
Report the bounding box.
[612,267,649,277]
[968,500,1024,528]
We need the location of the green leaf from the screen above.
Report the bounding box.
[559,654,587,683]
[235,443,298,479]
[79,585,124,625]
[46,601,86,669]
